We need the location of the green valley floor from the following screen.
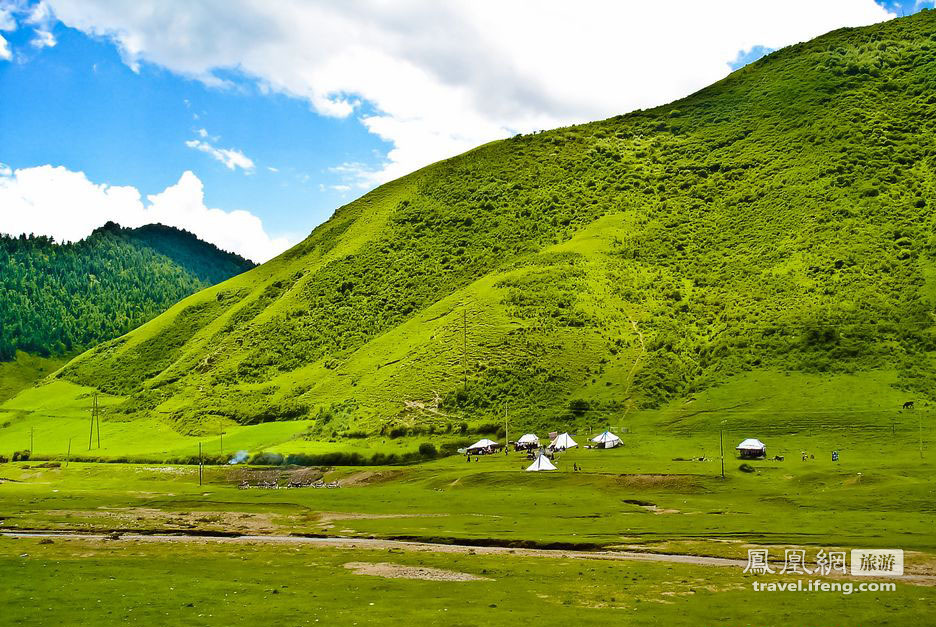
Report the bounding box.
[0,434,934,625]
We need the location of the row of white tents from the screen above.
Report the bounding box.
[465,430,625,471]
[468,431,623,453]
[466,433,767,472]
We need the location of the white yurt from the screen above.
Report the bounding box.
[525,453,557,471]
[467,438,499,455]
[549,432,578,451]
[736,438,766,459]
[591,431,622,449]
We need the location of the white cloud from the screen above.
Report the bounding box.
[185,138,255,172]
[328,161,379,190]
[0,7,16,31]
[0,34,10,61]
[25,1,54,26]
[46,1,895,185]
[30,28,55,48]
[0,165,291,262]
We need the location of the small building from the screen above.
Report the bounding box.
[549,432,578,452]
[515,433,540,451]
[467,438,500,455]
[736,438,766,459]
[591,431,622,449]
[525,453,557,472]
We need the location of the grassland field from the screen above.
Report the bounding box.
[3,369,933,624]
[5,534,934,627]
[1,434,934,626]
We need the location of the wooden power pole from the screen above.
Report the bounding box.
[720,429,725,479]
[199,442,203,486]
[920,414,925,460]
[95,393,101,449]
[88,400,95,451]
[463,308,468,389]
[505,402,509,446]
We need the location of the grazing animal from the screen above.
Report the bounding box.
[903,401,914,410]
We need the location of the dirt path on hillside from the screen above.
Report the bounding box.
[621,312,646,418]
[4,530,934,586]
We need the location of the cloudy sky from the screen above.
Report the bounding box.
[0,0,929,261]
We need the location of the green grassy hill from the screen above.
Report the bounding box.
[9,12,936,449]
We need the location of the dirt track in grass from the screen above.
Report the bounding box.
[4,529,935,586]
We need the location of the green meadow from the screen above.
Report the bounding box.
[4,535,933,627]
[1,420,934,626]
[1,370,933,552]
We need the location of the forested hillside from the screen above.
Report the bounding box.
[39,11,936,435]
[0,222,254,360]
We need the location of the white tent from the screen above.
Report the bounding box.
[467,438,499,454]
[591,431,622,449]
[549,432,578,451]
[517,433,539,445]
[736,438,766,459]
[525,453,557,472]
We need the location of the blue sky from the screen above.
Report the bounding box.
[0,20,386,242]
[0,1,926,260]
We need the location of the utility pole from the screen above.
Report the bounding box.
[920,413,925,460]
[66,437,72,468]
[463,308,468,389]
[719,428,725,479]
[95,393,101,449]
[198,442,203,486]
[88,399,95,451]
[504,401,509,446]
[29,427,33,453]
[220,420,223,456]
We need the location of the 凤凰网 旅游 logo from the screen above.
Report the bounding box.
[850,549,904,577]
[743,548,903,576]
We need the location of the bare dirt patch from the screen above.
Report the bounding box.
[46,508,281,533]
[338,469,407,487]
[613,474,702,490]
[317,511,447,524]
[343,561,491,581]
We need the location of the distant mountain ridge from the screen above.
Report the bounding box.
[41,11,936,435]
[0,222,254,360]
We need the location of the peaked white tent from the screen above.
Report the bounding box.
[549,432,578,451]
[525,453,557,471]
[591,431,622,449]
[467,438,499,454]
[515,433,540,450]
[736,438,766,459]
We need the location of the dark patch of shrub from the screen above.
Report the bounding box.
[250,452,284,466]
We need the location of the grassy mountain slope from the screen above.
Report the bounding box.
[0,222,255,360]
[23,12,936,441]
[0,352,69,404]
